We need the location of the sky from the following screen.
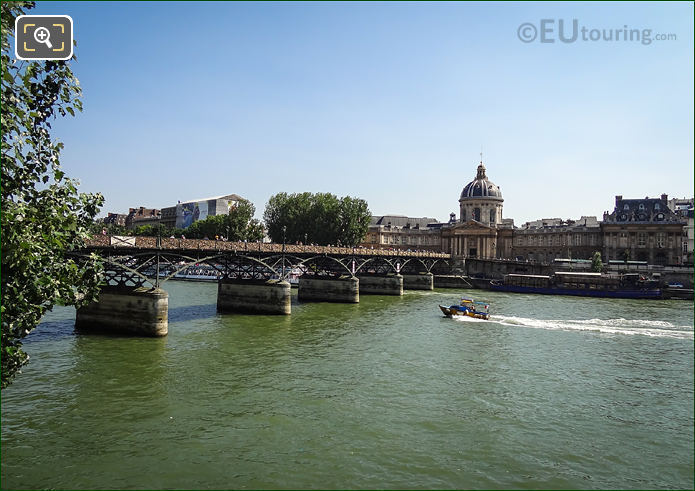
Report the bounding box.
[26,1,695,225]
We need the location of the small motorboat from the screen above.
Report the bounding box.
[439,298,490,320]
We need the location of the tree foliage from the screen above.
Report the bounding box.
[1,2,104,388]
[591,251,603,273]
[263,192,371,246]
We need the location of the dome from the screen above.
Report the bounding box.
[460,163,503,201]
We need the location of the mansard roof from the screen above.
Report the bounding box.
[603,195,683,224]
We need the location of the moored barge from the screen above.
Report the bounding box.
[489,272,661,299]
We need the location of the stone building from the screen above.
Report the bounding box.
[361,215,442,251]
[440,161,514,258]
[667,197,694,265]
[512,216,602,262]
[602,194,685,265]
[103,212,127,227]
[126,207,161,229]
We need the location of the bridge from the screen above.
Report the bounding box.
[71,236,468,337]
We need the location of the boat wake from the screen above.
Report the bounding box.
[488,315,693,339]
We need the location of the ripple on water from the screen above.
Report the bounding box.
[1,283,692,489]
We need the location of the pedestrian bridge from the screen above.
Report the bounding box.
[77,235,452,288]
[71,236,465,337]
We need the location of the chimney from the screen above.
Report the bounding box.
[661,193,668,202]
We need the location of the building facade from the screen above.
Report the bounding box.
[126,207,161,229]
[385,161,688,267]
[160,194,244,229]
[103,213,127,227]
[440,161,514,258]
[512,216,602,262]
[361,215,442,251]
[602,194,685,265]
[667,197,694,265]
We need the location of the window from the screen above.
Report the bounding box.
[638,233,646,247]
[623,204,629,210]
[654,203,661,210]
[656,233,666,248]
[474,208,481,221]
[639,203,645,210]
[490,209,495,223]
[461,209,466,221]
[655,213,664,221]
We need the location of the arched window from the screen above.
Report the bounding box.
[490,209,495,223]
[461,209,466,222]
[623,204,629,210]
[474,208,481,221]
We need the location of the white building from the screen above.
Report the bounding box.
[160,194,244,229]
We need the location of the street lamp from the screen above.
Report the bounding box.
[155,221,161,288]
[282,225,287,280]
[304,233,308,252]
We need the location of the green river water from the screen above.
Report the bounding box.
[1,281,693,489]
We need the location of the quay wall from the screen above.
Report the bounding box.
[434,275,473,289]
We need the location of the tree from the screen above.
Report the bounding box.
[338,196,371,247]
[263,192,371,246]
[591,251,603,273]
[226,199,263,241]
[1,2,104,389]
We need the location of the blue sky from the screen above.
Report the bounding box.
[30,1,694,224]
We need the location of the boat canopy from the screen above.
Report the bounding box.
[554,271,602,277]
[461,298,490,306]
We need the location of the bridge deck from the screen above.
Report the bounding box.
[84,236,450,258]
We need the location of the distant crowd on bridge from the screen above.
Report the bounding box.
[86,234,449,258]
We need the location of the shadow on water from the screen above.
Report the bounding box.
[31,303,219,343]
[168,303,218,323]
[27,319,77,343]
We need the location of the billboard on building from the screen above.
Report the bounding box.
[176,201,208,229]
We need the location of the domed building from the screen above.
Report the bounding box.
[441,160,514,258]
[459,162,504,226]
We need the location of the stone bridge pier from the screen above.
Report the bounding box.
[75,286,169,336]
[217,279,291,315]
[402,272,434,290]
[357,274,404,295]
[298,275,359,303]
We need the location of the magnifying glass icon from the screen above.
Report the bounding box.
[33,27,53,49]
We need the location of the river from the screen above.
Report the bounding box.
[2,281,693,489]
